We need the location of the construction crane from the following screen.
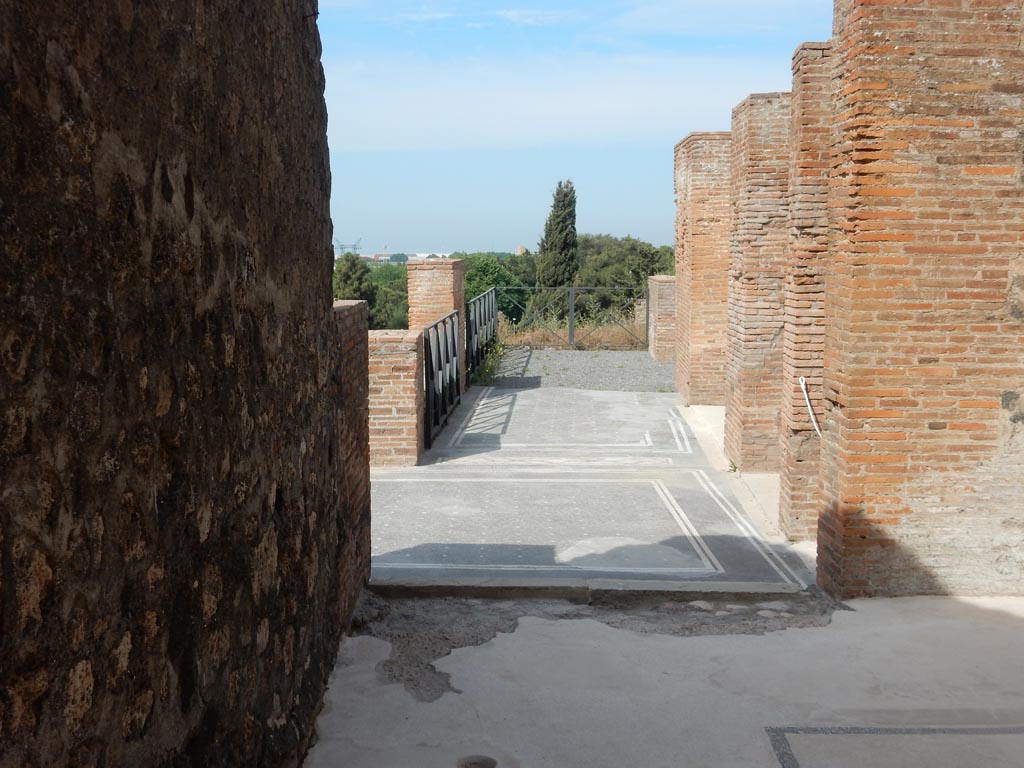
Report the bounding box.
[334,237,362,255]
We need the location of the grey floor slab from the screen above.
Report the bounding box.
[372,383,810,590]
[773,728,1024,768]
[492,348,676,392]
[440,387,693,454]
[307,597,1024,768]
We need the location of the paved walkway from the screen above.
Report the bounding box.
[308,355,1024,768]
[371,361,810,594]
[307,595,1024,768]
[491,348,676,391]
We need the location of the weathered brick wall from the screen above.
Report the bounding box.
[0,3,369,765]
[407,259,466,390]
[334,302,371,620]
[647,275,677,361]
[674,133,732,403]
[779,43,833,541]
[724,93,792,471]
[818,0,1024,597]
[368,330,425,466]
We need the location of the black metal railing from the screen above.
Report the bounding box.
[494,286,648,349]
[466,287,498,380]
[423,310,462,448]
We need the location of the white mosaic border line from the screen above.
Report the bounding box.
[692,470,805,588]
[766,725,1024,768]
[449,390,693,453]
[372,477,724,575]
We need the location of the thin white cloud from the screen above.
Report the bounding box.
[493,8,573,25]
[324,51,793,153]
[391,10,459,22]
[614,0,831,36]
[317,0,371,8]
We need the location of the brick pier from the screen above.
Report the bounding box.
[671,0,1024,597]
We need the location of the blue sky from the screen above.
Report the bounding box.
[319,1,834,254]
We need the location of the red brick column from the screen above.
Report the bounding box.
[724,93,792,471]
[332,300,371,615]
[778,43,832,541]
[368,330,425,466]
[818,0,1024,597]
[674,133,732,403]
[647,275,676,362]
[407,259,466,390]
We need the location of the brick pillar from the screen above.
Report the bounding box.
[368,330,425,466]
[647,275,676,361]
[724,93,792,471]
[407,259,466,390]
[818,0,1024,597]
[778,43,833,541]
[674,133,732,404]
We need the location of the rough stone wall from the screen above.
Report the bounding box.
[778,44,833,541]
[334,302,372,621]
[647,275,677,362]
[818,0,1024,597]
[674,133,732,404]
[368,330,425,467]
[407,259,466,390]
[0,3,369,765]
[724,94,792,471]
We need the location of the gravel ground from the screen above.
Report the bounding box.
[491,349,675,392]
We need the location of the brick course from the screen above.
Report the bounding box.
[724,93,792,471]
[368,330,425,467]
[408,259,466,390]
[674,133,733,403]
[647,275,677,362]
[779,44,833,541]
[817,0,1024,597]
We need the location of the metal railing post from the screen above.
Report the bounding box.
[568,286,575,347]
[644,285,650,345]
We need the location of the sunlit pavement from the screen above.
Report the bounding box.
[370,384,809,595]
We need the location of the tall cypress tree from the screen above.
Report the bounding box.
[535,180,578,287]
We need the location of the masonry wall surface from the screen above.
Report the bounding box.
[778,44,833,541]
[818,0,1024,597]
[333,302,372,622]
[724,94,792,471]
[0,4,369,765]
[407,259,466,390]
[368,330,425,466]
[674,133,732,404]
[647,275,677,362]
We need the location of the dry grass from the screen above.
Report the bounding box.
[497,314,646,350]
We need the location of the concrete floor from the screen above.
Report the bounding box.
[306,596,1024,767]
[307,361,1024,767]
[371,387,809,592]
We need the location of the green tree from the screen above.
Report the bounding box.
[506,250,537,287]
[332,252,376,305]
[573,234,674,318]
[368,263,408,329]
[654,245,674,276]
[535,180,579,288]
[576,235,673,291]
[461,254,525,321]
